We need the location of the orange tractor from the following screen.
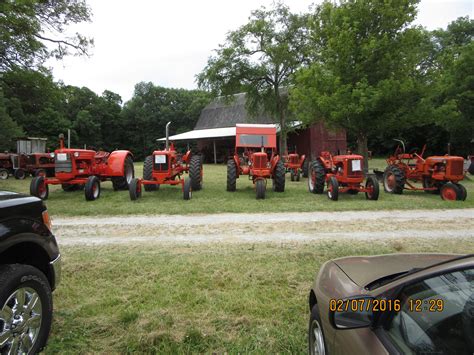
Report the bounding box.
[308,151,379,201]
[382,140,466,201]
[284,152,306,181]
[30,134,134,201]
[128,122,202,201]
[227,124,285,199]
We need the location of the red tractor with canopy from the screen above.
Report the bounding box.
[30,134,134,201]
[128,122,202,201]
[382,140,466,201]
[308,151,379,201]
[227,124,285,199]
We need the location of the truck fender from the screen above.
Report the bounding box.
[106,150,133,176]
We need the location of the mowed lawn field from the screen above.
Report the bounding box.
[1,159,473,216]
[45,238,474,354]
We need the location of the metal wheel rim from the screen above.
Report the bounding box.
[441,186,457,200]
[308,172,315,190]
[125,165,133,184]
[310,319,326,355]
[38,183,47,199]
[385,173,395,191]
[93,182,99,198]
[327,182,333,198]
[0,171,7,180]
[0,287,43,354]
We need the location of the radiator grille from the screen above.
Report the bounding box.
[253,154,268,169]
[449,160,463,175]
[55,156,72,173]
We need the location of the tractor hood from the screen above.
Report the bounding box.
[333,253,458,288]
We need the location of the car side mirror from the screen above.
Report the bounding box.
[331,296,375,329]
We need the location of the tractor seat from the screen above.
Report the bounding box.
[95,151,110,159]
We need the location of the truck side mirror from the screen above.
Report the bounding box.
[330,296,375,329]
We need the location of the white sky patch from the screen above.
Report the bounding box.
[45,0,473,103]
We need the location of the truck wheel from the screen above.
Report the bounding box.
[227,159,237,192]
[30,176,49,200]
[0,168,8,180]
[112,155,134,191]
[129,178,141,201]
[256,179,266,199]
[327,176,339,201]
[85,176,101,201]
[273,159,285,192]
[14,168,26,180]
[143,156,158,191]
[189,155,203,191]
[34,169,46,177]
[308,161,325,194]
[183,178,192,200]
[440,182,461,201]
[454,183,467,201]
[383,165,405,194]
[302,159,309,178]
[365,176,380,200]
[308,305,328,355]
[0,264,53,355]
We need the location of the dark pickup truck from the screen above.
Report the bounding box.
[0,191,61,354]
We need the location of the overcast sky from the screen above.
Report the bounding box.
[46,0,473,103]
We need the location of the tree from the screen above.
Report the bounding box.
[0,89,23,151]
[197,3,309,154]
[290,0,428,169]
[0,0,93,71]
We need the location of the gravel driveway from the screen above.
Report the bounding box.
[53,209,474,246]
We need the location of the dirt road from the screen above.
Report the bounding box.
[52,209,474,246]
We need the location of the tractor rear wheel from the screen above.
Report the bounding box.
[0,168,8,180]
[129,178,141,201]
[14,168,26,180]
[61,184,81,192]
[302,159,309,178]
[183,178,192,200]
[143,156,159,191]
[273,159,285,192]
[308,161,325,194]
[383,165,405,194]
[455,183,467,201]
[327,176,339,201]
[256,179,266,199]
[440,182,461,201]
[227,159,237,192]
[112,155,134,191]
[365,176,380,200]
[30,176,49,200]
[85,176,101,201]
[189,155,203,191]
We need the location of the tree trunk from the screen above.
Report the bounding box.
[279,109,287,156]
[356,133,369,173]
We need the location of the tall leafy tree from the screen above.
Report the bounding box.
[0,0,93,71]
[0,88,23,151]
[197,3,309,154]
[291,0,428,169]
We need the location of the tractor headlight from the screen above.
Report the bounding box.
[74,152,80,157]
[50,153,55,158]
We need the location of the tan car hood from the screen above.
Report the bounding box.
[333,253,459,288]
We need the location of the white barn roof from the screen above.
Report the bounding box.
[157,127,236,141]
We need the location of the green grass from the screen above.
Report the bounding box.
[1,159,472,216]
[45,238,474,354]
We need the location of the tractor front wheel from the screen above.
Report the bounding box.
[383,166,405,194]
[189,155,203,191]
[112,155,134,191]
[183,178,192,200]
[308,161,325,194]
[296,170,301,181]
[273,159,285,192]
[129,178,142,201]
[290,169,295,181]
[143,156,159,191]
[227,159,237,192]
[455,183,467,201]
[327,176,339,201]
[30,176,49,200]
[0,168,8,180]
[14,168,26,180]
[85,176,101,201]
[365,176,380,200]
[440,182,461,201]
[256,179,266,199]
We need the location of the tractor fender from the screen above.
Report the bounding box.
[233,155,241,176]
[182,150,191,164]
[270,155,280,171]
[299,154,306,168]
[106,150,133,176]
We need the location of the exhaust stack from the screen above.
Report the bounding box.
[166,121,171,150]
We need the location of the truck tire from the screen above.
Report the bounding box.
[365,175,379,200]
[256,179,265,199]
[0,168,8,180]
[383,165,405,194]
[112,155,134,191]
[143,156,158,191]
[327,176,339,201]
[189,155,203,191]
[183,178,192,200]
[0,264,53,355]
[273,159,285,192]
[129,178,141,201]
[227,159,237,192]
[308,305,328,355]
[85,176,101,201]
[308,161,325,194]
[14,168,26,180]
[30,176,49,200]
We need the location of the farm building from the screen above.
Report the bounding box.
[160,93,346,163]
